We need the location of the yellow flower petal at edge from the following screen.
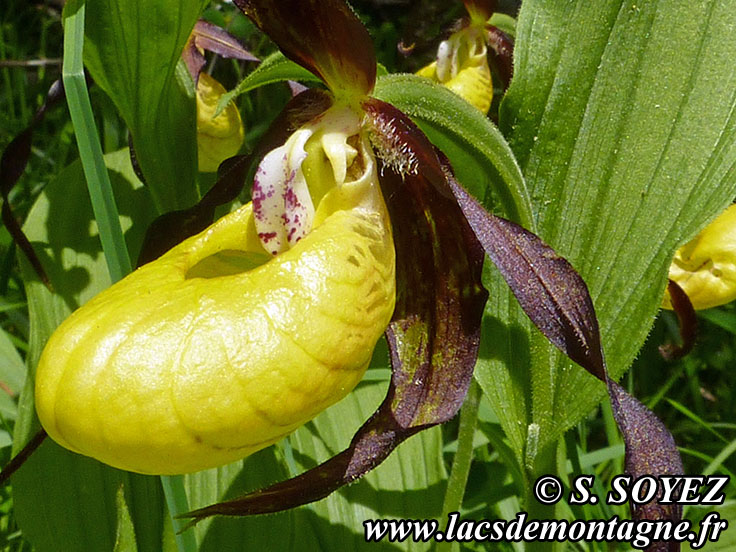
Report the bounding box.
[663,204,736,310]
[416,26,493,114]
[35,128,395,475]
[196,72,245,172]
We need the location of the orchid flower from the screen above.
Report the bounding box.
[31,0,684,543]
[416,0,513,114]
[663,203,736,310]
[182,20,258,173]
[657,204,736,360]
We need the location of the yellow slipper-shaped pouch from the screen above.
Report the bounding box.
[36,106,395,474]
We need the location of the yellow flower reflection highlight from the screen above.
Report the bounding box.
[196,73,245,172]
[35,104,395,475]
[417,25,493,114]
[663,204,736,310]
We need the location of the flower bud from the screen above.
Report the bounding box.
[416,26,493,114]
[663,204,736,310]
[196,73,245,172]
[35,106,395,474]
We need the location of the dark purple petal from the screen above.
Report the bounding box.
[0,128,33,194]
[136,155,250,266]
[181,36,206,81]
[659,279,697,361]
[183,20,259,82]
[0,429,47,485]
[447,174,684,545]
[463,0,496,22]
[381,161,487,428]
[192,20,259,63]
[486,25,514,91]
[362,97,449,196]
[448,176,606,381]
[184,102,487,522]
[608,380,684,551]
[233,0,376,96]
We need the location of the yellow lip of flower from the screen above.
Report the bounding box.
[35,108,395,475]
[196,72,245,172]
[416,26,493,114]
[663,204,736,310]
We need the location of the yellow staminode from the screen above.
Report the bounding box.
[417,26,493,114]
[196,72,245,172]
[663,204,736,310]
[35,109,395,474]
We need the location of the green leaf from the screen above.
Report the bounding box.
[0,327,24,394]
[12,150,163,552]
[374,74,533,228]
[114,485,139,552]
[0,328,25,423]
[686,501,736,551]
[81,0,208,212]
[482,0,736,477]
[185,379,446,551]
[63,1,132,281]
[698,307,736,335]
[216,50,323,116]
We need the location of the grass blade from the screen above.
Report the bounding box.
[61,1,131,281]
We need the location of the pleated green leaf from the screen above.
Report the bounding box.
[0,328,25,422]
[480,0,736,472]
[81,0,208,212]
[0,328,25,448]
[12,150,163,552]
